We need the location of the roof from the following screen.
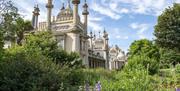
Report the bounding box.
[94,38,104,44]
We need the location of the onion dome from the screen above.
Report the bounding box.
[94,38,104,44]
[82,0,89,15]
[103,28,108,39]
[117,52,125,60]
[72,0,80,4]
[110,47,117,53]
[56,1,73,21]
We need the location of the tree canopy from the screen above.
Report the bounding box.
[0,0,19,43]
[128,39,160,60]
[128,39,160,74]
[154,3,180,52]
[15,17,33,45]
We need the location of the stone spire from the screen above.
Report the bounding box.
[66,0,71,9]
[102,28,109,69]
[103,28,109,40]
[72,0,80,29]
[32,4,40,29]
[98,31,101,38]
[82,0,89,35]
[93,32,96,40]
[90,31,93,50]
[61,3,65,10]
[46,0,54,30]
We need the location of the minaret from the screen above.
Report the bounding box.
[82,0,89,35]
[61,3,65,10]
[72,0,80,28]
[46,0,53,30]
[90,31,93,50]
[103,28,109,69]
[32,4,40,29]
[66,0,71,9]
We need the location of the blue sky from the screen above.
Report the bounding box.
[12,0,179,52]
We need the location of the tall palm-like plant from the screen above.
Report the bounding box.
[15,17,33,45]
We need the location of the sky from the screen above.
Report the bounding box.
[11,0,180,53]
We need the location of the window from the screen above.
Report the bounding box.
[57,39,64,49]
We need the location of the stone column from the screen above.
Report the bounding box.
[46,0,53,30]
[73,33,80,52]
[82,0,89,35]
[32,4,40,29]
[72,0,80,26]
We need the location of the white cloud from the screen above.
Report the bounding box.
[175,0,180,3]
[90,2,121,20]
[116,35,129,40]
[116,0,170,16]
[108,28,129,40]
[88,21,103,32]
[37,0,46,4]
[89,17,104,21]
[93,0,172,16]
[130,22,150,39]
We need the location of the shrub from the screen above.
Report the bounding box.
[176,64,180,73]
[0,52,69,91]
[1,45,83,91]
[100,65,154,91]
[160,49,180,68]
[24,31,82,68]
[126,55,160,75]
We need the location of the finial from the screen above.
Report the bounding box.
[82,0,89,15]
[93,31,96,38]
[83,0,88,8]
[61,3,65,10]
[34,0,38,6]
[99,31,101,38]
[66,0,71,9]
[72,0,80,4]
[103,28,106,33]
[53,16,55,22]
[90,31,92,35]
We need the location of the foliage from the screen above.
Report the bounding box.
[0,28,4,60]
[176,64,180,73]
[15,17,33,45]
[128,39,160,60]
[126,55,160,75]
[24,31,82,68]
[160,49,180,68]
[0,1,33,45]
[0,46,70,91]
[82,68,115,85]
[100,65,154,91]
[154,3,180,52]
[0,1,19,42]
[0,0,14,14]
[128,39,160,75]
[157,68,180,89]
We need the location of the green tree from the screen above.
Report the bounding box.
[126,55,160,75]
[24,31,82,68]
[1,46,70,91]
[154,3,180,52]
[0,0,12,14]
[128,39,160,74]
[159,49,180,68]
[128,39,160,60]
[0,27,4,60]
[15,17,33,45]
[0,0,19,43]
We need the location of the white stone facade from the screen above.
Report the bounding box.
[34,0,126,70]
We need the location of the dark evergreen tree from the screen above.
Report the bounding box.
[154,3,180,51]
